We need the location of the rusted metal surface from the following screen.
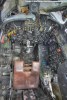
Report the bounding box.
[13,61,40,89]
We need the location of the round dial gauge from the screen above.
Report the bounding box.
[30,3,39,13]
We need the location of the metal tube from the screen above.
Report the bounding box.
[3,13,36,25]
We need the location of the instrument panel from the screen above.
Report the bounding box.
[4,20,38,44]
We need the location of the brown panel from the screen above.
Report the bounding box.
[13,61,40,89]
